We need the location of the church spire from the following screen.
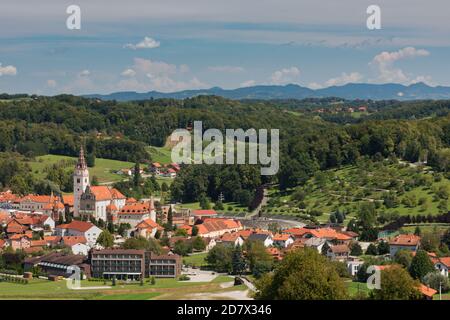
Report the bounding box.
[76,146,87,170]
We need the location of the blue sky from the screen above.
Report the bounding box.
[1,0,450,95]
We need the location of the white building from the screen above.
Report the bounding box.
[55,220,102,247]
[79,185,126,222]
[73,147,90,218]
[117,201,156,228]
[434,257,450,277]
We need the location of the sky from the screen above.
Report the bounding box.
[1,0,450,95]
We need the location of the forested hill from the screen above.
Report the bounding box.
[85,82,450,101]
[0,94,449,201]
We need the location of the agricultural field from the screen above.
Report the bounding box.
[263,159,450,225]
[147,146,173,165]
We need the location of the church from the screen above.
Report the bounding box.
[73,147,127,222]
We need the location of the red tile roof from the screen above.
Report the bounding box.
[56,220,95,232]
[135,218,162,231]
[119,202,153,215]
[389,234,420,246]
[62,195,75,206]
[192,209,218,216]
[31,240,48,247]
[196,218,242,235]
[273,233,292,241]
[419,284,437,298]
[89,186,126,201]
[62,236,87,246]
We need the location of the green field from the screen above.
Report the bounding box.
[263,160,450,225]
[26,154,135,184]
[147,146,173,164]
[183,252,208,267]
[346,281,371,298]
[0,275,237,300]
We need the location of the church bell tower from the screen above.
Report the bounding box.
[73,146,90,217]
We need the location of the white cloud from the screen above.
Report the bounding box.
[121,68,136,77]
[47,79,57,88]
[208,66,245,73]
[370,47,431,84]
[270,66,301,85]
[0,63,17,76]
[79,69,91,77]
[240,80,256,87]
[117,58,208,92]
[124,36,160,50]
[324,72,363,87]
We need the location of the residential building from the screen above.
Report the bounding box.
[388,234,421,257]
[134,218,163,239]
[434,257,450,277]
[219,232,245,247]
[327,244,350,261]
[272,234,295,248]
[55,220,102,247]
[247,233,273,247]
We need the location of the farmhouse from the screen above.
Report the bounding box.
[389,234,421,257]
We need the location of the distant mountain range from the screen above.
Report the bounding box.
[85,82,450,101]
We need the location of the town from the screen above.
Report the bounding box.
[1,144,449,300]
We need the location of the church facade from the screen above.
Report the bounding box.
[73,147,126,222]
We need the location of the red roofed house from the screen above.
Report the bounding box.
[272,233,295,248]
[117,200,156,228]
[434,256,450,277]
[220,232,245,247]
[150,162,162,175]
[192,209,218,220]
[196,218,243,238]
[9,234,31,251]
[61,236,89,255]
[327,244,350,262]
[134,218,163,239]
[55,220,102,247]
[419,284,437,300]
[389,234,421,257]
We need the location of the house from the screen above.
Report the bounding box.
[55,220,102,247]
[195,218,242,238]
[219,232,245,247]
[327,244,350,261]
[267,247,282,261]
[272,234,295,248]
[388,234,421,257]
[9,234,31,251]
[434,257,450,277]
[164,168,177,178]
[150,162,162,175]
[247,233,273,247]
[303,227,352,244]
[419,284,437,300]
[61,236,90,255]
[117,201,156,228]
[303,237,327,253]
[134,218,163,239]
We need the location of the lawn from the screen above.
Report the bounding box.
[26,154,135,184]
[0,275,237,300]
[183,252,208,267]
[346,281,371,298]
